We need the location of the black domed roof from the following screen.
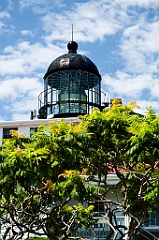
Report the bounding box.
[44,41,101,79]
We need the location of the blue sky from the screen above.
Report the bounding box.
[0,0,159,120]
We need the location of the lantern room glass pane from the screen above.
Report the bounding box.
[43,69,101,116]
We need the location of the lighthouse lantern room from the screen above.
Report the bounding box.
[38,41,106,119]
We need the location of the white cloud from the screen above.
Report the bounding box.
[40,0,159,46]
[19,0,65,13]
[0,77,43,120]
[20,30,35,37]
[0,10,14,34]
[19,0,159,11]
[120,20,159,74]
[102,70,159,115]
[0,11,10,19]
[41,1,124,44]
[0,38,65,120]
[6,0,14,10]
[116,0,159,8]
[0,23,14,35]
[0,77,42,101]
[134,99,159,115]
[0,41,64,76]
[103,71,153,98]
[123,21,159,53]
[19,0,47,9]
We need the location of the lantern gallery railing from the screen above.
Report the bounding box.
[38,87,107,118]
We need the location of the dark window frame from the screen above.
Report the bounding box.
[3,128,18,139]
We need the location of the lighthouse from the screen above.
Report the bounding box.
[38,41,106,119]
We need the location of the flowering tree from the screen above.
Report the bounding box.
[0,122,95,240]
[79,101,159,239]
[1,102,159,240]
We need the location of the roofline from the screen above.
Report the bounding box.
[0,117,80,127]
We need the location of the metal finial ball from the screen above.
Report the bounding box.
[67,41,78,53]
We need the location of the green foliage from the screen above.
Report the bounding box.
[1,102,159,240]
[26,238,50,240]
[0,121,96,240]
[78,102,159,238]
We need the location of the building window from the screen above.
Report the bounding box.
[89,198,105,218]
[3,128,18,139]
[30,127,38,137]
[94,223,106,228]
[145,213,159,227]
